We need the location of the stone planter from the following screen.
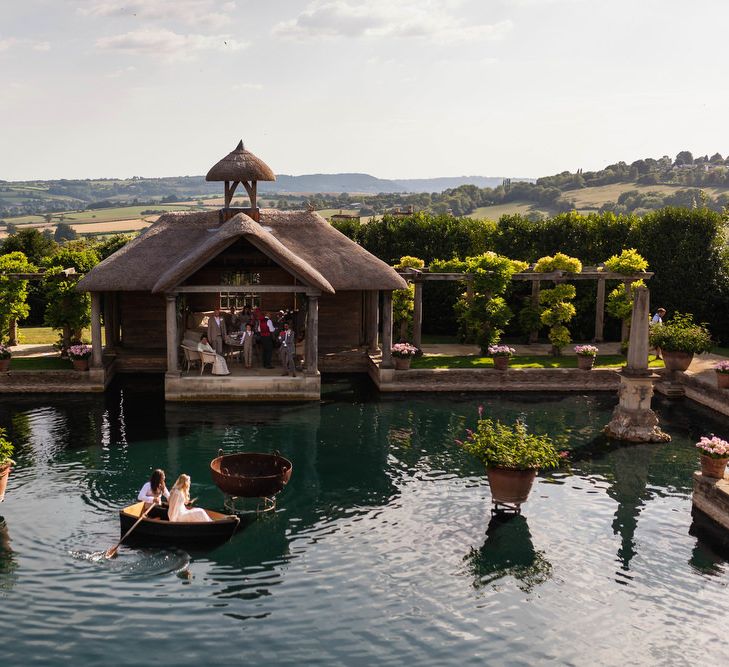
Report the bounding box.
[662,351,693,372]
[72,358,90,372]
[0,359,10,372]
[577,355,595,371]
[700,455,728,479]
[486,467,537,504]
[492,355,510,371]
[393,357,412,371]
[716,372,729,390]
[0,463,11,502]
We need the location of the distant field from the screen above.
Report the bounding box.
[72,218,155,234]
[470,202,549,220]
[561,183,729,209]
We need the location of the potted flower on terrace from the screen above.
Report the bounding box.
[0,343,11,373]
[714,361,729,390]
[488,344,516,371]
[391,342,419,370]
[456,412,564,505]
[574,344,599,371]
[696,435,729,479]
[648,312,712,372]
[68,344,92,371]
[0,427,15,502]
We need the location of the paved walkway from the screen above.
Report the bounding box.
[9,343,57,358]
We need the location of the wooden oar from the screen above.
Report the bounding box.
[105,503,155,559]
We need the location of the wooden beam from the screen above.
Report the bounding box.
[173,285,311,294]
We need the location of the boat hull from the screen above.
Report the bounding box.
[118,502,239,547]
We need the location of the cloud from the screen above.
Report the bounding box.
[0,37,51,52]
[78,0,237,30]
[272,0,512,44]
[95,28,246,59]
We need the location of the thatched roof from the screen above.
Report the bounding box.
[206,141,276,182]
[77,210,407,293]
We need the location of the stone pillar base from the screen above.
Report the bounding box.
[604,374,670,442]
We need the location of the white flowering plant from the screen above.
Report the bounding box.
[487,344,516,357]
[696,435,729,459]
[574,345,599,357]
[68,344,92,361]
[391,343,419,358]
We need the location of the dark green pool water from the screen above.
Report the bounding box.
[1,376,728,666]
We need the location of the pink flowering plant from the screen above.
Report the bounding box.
[574,344,599,357]
[487,344,516,357]
[455,406,565,470]
[391,343,419,358]
[68,344,92,361]
[0,344,10,360]
[696,435,729,459]
[714,361,729,374]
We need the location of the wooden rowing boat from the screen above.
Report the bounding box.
[118,501,240,547]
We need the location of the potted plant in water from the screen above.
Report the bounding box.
[391,342,419,370]
[488,344,516,370]
[574,344,598,370]
[0,343,10,372]
[648,312,712,372]
[714,361,729,390]
[0,428,15,502]
[68,344,92,371]
[696,435,729,479]
[456,411,564,505]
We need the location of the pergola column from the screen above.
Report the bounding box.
[306,292,319,374]
[413,281,423,349]
[529,279,540,343]
[594,277,606,343]
[90,292,103,368]
[165,293,179,374]
[103,293,114,350]
[621,279,632,342]
[382,290,394,368]
[367,290,379,353]
[111,293,120,345]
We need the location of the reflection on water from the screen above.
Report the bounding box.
[463,513,552,593]
[1,379,729,665]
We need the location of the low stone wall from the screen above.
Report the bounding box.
[675,372,729,417]
[165,372,321,401]
[370,359,621,392]
[0,367,108,393]
[692,472,729,534]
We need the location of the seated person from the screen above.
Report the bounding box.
[198,334,230,375]
[138,469,170,505]
[168,474,212,523]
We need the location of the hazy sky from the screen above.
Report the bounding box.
[1,0,727,180]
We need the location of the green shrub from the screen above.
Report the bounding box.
[603,248,648,274]
[648,312,713,354]
[0,428,14,466]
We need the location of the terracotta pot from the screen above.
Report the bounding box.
[700,455,728,479]
[662,351,693,372]
[577,355,595,370]
[486,467,537,504]
[72,358,89,371]
[0,359,10,372]
[492,355,510,371]
[393,356,412,370]
[0,463,11,502]
[716,372,729,390]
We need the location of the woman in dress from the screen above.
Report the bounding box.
[168,474,212,523]
[137,469,170,505]
[198,334,230,375]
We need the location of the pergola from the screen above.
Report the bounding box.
[397,266,653,348]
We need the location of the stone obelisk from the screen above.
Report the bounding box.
[604,285,670,442]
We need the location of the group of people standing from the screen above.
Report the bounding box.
[138,469,211,523]
[199,306,298,376]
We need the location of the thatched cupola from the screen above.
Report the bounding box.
[206,140,275,222]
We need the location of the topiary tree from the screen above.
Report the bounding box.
[534,253,581,355]
[603,249,649,344]
[0,251,36,344]
[603,248,648,274]
[392,256,425,341]
[533,252,583,274]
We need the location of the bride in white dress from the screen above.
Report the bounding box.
[168,474,212,523]
[198,335,229,375]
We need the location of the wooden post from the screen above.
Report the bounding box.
[466,276,474,301]
[103,293,113,350]
[413,280,423,349]
[8,319,18,346]
[529,279,540,343]
[367,290,379,353]
[306,292,319,374]
[165,294,179,374]
[594,277,606,343]
[111,293,120,345]
[382,290,394,368]
[90,292,103,368]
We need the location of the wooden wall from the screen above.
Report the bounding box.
[119,292,167,349]
[319,291,365,350]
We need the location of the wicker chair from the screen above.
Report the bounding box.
[199,349,217,375]
[181,344,201,372]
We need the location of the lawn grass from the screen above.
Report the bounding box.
[421,334,460,344]
[411,354,665,369]
[9,357,72,370]
[16,327,93,344]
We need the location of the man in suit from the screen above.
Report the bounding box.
[207,307,227,355]
[278,322,296,377]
